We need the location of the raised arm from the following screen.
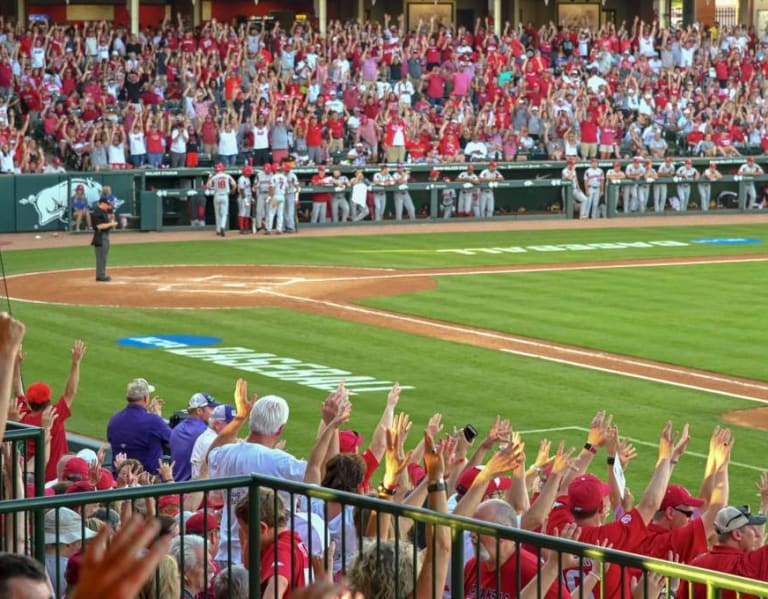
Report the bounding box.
[0,314,26,440]
[61,340,86,407]
[635,421,675,525]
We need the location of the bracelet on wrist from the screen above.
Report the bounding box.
[377,482,397,496]
[584,442,598,455]
[606,456,616,466]
[427,481,447,493]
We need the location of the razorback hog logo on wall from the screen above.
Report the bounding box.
[18,178,124,228]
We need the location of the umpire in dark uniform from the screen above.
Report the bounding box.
[91,197,117,282]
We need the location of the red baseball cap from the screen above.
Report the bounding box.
[185,511,220,535]
[456,466,512,497]
[407,462,427,487]
[26,382,52,405]
[660,484,705,510]
[242,165,253,176]
[282,162,292,172]
[339,430,364,453]
[748,156,755,163]
[96,468,115,490]
[158,495,183,510]
[65,480,96,494]
[568,474,611,514]
[489,161,497,168]
[62,457,90,481]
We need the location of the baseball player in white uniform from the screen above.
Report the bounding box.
[457,164,479,217]
[282,163,301,233]
[253,164,273,232]
[654,156,676,213]
[624,157,645,213]
[349,169,370,222]
[605,161,625,216]
[583,158,605,219]
[699,162,722,211]
[206,163,236,237]
[372,165,393,221]
[561,158,588,217]
[331,169,351,223]
[237,165,254,234]
[638,159,655,213]
[676,159,699,211]
[392,166,416,220]
[478,161,503,218]
[738,156,764,208]
[267,165,288,234]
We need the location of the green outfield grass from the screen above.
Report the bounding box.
[362,261,768,380]
[4,222,767,504]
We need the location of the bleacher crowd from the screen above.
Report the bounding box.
[1,13,768,176]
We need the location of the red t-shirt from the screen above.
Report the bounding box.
[465,547,573,599]
[680,545,768,599]
[260,530,308,597]
[21,398,71,482]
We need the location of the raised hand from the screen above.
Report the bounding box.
[550,441,575,475]
[587,410,613,449]
[484,441,525,479]
[71,339,87,363]
[533,438,552,469]
[657,421,674,461]
[383,424,413,489]
[387,381,401,407]
[423,429,445,482]
[671,423,691,463]
[426,413,443,438]
[618,437,638,470]
[147,396,164,416]
[157,459,174,482]
[233,378,256,419]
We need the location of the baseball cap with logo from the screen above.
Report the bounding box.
[126,378,155,400]
[185,511,220,535]
[660,484,705,510]
[188,393,218,410]
[714,506,766,534]
[210,404,235,423]
[568,474,611,514]
[62,457,90,481]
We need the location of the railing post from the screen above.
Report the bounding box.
[450,526,464,598]
[737,179,747,211]
[430,184,440,220]
[249,479,261,597]
[33,426,46,563]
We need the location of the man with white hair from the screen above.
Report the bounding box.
[207,380,337,567]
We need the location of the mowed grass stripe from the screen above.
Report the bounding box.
[2,223,767,274]
[361,262,768,381]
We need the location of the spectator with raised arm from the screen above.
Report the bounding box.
[19,340,86,482]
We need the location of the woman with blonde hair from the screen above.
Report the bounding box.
[137,553,180,599]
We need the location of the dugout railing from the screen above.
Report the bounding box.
[1,472,768,599]
[5,156,768,233]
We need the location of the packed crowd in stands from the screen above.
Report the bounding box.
[1,310,768,598]
[3,12,768,176]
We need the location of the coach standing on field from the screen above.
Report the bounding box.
[91,196,117,282]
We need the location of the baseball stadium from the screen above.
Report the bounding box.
[0,0,768,598]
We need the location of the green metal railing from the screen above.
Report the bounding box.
[2,473,768,599]
[1,422,46,561]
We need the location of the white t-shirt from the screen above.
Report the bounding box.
[309,499,357,576]
[128,131,146,156]
[208,441,307,565]
[190,427,216,479]
[218,129,238,156]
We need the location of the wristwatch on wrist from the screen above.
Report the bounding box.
[584,442,598,454]
[427,481,447,493]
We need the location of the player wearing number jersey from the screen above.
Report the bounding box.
[206,163,236,236]
[253,164,273,232]
[267,165,288,234]
[282,163,301,233]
